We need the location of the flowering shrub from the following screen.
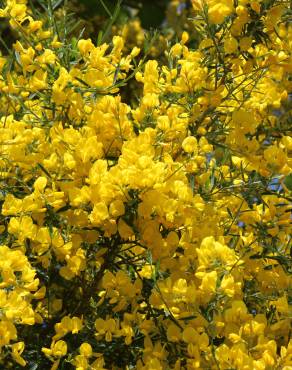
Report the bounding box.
[0,0,291,369]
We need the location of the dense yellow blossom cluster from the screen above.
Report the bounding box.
[0,0,291,368]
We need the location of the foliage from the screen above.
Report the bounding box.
[0,0,291,369]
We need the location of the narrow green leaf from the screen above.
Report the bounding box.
[284,174,292,191]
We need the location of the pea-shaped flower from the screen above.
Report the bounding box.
[182,136,198,154]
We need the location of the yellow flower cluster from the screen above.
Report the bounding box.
[0,0,291,368]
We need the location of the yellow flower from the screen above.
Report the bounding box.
[182,136,198,154]
[182,327,199,344]
[208,0,234,24]
[95,318,118,342]
[109,199,125,218]
[197,270,217,295]
[224,37,238,54]
[11,342,26,367]
[34,176,47,192]
[220,274,236,297]
[196,236,239,271]
[77,39,95,56]
[118,219,134,240]
[89,203,109,225]
[264,145,287,170]
[79,342,93,358]
[0,319,17,347]
[42,340,68,358]
[239,37,252,51]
